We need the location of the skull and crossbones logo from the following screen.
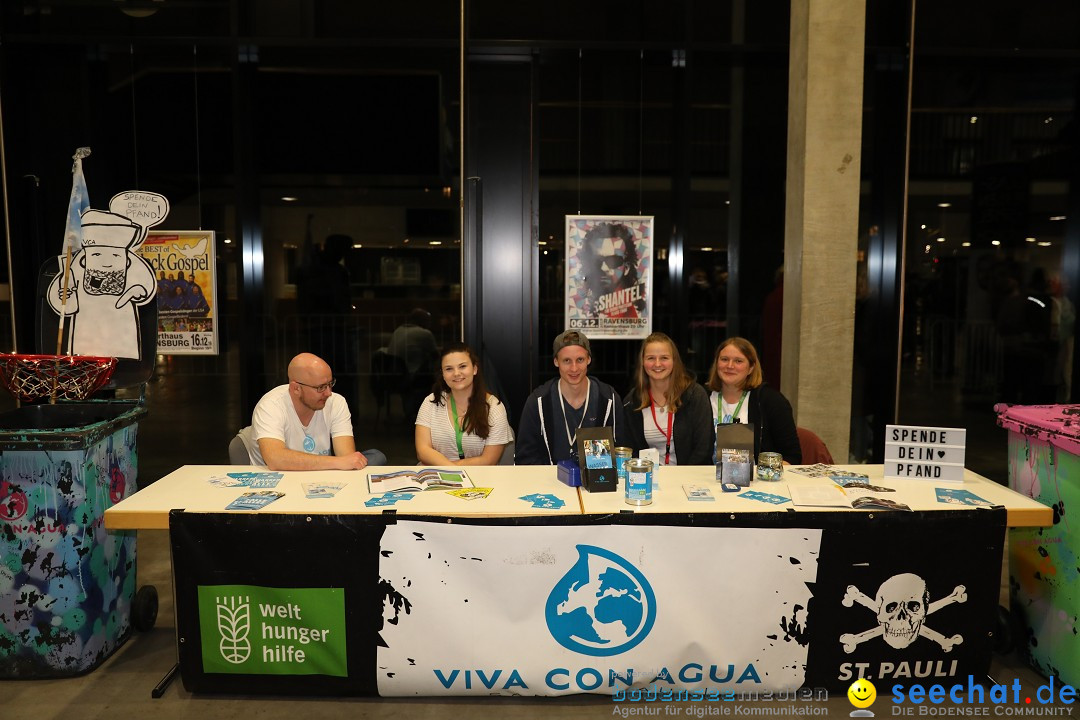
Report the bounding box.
[839,573,966,653]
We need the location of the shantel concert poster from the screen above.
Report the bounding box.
[138,230,219,355]
[565,215,653,340]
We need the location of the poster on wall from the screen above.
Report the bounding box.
[565,215,653,339]
[137,230,219,355]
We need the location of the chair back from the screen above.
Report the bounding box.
[229,426,254,464]
[796,426,834,465]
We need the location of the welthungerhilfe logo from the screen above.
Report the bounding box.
[215,594,252,664]
[544,544,657,657]
[197,585,347,676]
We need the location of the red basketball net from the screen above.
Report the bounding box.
[0,354,117,402]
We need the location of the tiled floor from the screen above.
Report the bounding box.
[4,361,1076,718]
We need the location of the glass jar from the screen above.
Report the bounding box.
[756,452,783,481]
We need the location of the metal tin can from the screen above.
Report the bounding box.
[756,452,784,481]
[625,458,654,506]
[614,447,633,484]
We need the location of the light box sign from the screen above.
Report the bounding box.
[884,425,966,482]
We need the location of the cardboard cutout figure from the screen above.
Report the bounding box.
[47,209,157,358]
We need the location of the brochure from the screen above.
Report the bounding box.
[935,487,993,507]
[225,490,284,511]
[366,468,472,494]
[786,463,842,478]
[683,484,715,501]
[789,484,911,511]
[208,471,284,488]
[739,489,791,505]
[519,493,566,509]
[302,481,346,499]
[448,487,494,501]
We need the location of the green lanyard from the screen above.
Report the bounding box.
[449,394,465,459]
[718,391,746,424]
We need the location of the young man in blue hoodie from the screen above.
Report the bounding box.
[514,330,628,465]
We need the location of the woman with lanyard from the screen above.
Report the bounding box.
[623,332,715,465]
[706,337,801,464]
[414,342,513,465]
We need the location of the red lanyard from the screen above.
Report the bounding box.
[648,392,673,465]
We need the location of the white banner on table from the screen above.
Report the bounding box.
[377,522,821,696]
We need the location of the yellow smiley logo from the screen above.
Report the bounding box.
[848,678,877,709]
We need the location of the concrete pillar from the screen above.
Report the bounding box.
[782,0,866,462]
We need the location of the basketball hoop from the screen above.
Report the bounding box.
[0,354,117,403]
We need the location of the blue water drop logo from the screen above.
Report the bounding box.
[545,544,657,657]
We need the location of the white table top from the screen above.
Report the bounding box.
[578,463,1051,527]
[105,465,582,530]
[105,463,1052,530]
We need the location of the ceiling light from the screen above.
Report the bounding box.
[969,116,978,124]
[1025,237,1036,243]
[1050,215,1067,221]
[962,242,971,247]
[429,241,442,246]
[1038,241,1052,247]
[936,237,946,243]
[352,243,362,249]
[223,238,232,245]
[991,240,1001,246]
[937,202,951,208]
[281,196,298,202]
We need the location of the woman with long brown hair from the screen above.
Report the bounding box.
[414,342,512,465]
[623,332,714,465]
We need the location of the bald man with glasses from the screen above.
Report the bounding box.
[246,353,386,470]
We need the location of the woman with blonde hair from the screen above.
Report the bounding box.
[706,337,801,463]
[623,332,714,465]
[415,342,512,465]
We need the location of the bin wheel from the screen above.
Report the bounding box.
[993,604,1016,655]
[133,585,159,632]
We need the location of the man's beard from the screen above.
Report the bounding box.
[84,267,126,296]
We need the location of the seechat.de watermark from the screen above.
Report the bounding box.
[863,676,1075,716]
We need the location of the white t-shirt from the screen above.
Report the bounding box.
[710,390,749,426]
[641,405,678,465]
[246,384,353,466]
[414,392,513,460]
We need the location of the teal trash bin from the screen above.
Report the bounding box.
[0,399,152,678]
[996,402,1080,688]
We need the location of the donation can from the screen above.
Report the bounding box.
[625,458,653,506]
[756,452,783,481]
[613,447,632,484]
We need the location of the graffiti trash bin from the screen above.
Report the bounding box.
[0,400,156,678]
[996,402,1079,688]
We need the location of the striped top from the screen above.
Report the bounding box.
[415,392,513,460]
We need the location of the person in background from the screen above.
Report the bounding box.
[414,342,513,465]
[388,307,440,417]
[515,330,629,465]
[244,352,386,470]
[706,337,801,464]
[623,332,714,465]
